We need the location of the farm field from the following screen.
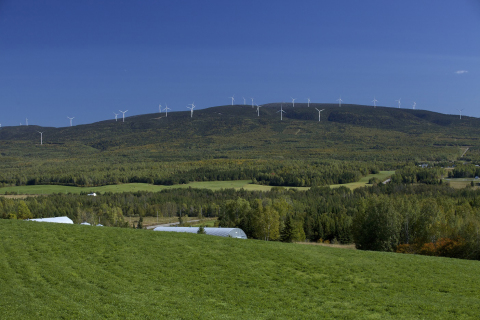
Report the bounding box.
[0,171,395,195]
[444,178,480,189]
[329,170,395,190]
[125,216,217,228]
[1,219,480,319]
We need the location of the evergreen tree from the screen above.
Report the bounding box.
[197,225,206,234]
[137,216,143,229]
[280,214,294,242]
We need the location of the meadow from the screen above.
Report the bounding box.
[444,178,480,189]
[0,171,394,195]
[1,219,479,319]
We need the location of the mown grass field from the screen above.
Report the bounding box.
[330,170,395,190]
[1,219,480,319]
[0,171,395,195]
[444,178,480,190]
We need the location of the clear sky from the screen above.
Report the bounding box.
[1,0,479,127]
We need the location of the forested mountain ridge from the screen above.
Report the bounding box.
[1,104,478,153]
[0,104,479,188]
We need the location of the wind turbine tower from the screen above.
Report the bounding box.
[291,98,296,108]
[230,95,235,106]
[337,96,343,107]
[372,97,378,108]
[457,108,464,120]
[159,104,162,113]
[113,112,119,121]
[26,118,28,126]
[243,97,246,105]
[37,131,43,145]
[307,98,311,108]
[164,105,171,117]
[119,110,128,122]
[187,103,195,118]
[251,98,254,108]
[413,102,416,110]
[396,98,401,108]
[315,108,325,122]
[67,117,74,127]
[277,104,286,121]
[256,105,262,117]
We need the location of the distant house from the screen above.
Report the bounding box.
[87,192,97,196]
[80,222,91,226]
[28,216,74,224]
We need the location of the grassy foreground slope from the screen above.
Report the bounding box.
[1,220,480,319]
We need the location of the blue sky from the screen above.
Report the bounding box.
[1,0,479,127]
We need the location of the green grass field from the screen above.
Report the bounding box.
[1,219,479,319]
[444,178,480,189]
[330,170,395,190]
[0,171,395,195]
[0,180,253,195]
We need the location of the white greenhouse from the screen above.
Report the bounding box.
[28,216,74,224]
[153,227,247,239]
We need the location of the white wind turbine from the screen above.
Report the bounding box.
[67,117,74,127]
[291,97,296,108]
[158,104,162,113]
[187,103,195,118]
[229,95,235,106]
[315,108,325,122]
[372,97,378,108]
[256,105,262,117]
[395,98,401,108]
[164,104,171,117]
[412,102,416,110]
[26,118,28,126]
[457,108,464,119]
[251,98,254,108]
[37,131,43,145]
[243,97,246,105]
[277,104,286,121]
[119,110,128,122]
[337,96,343,107]
[307,98,311,108]
[113,112,119,121]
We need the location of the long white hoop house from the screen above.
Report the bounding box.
[153,227,247,239]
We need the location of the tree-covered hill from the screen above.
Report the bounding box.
[0,104,479,187]
[1,104,478,150]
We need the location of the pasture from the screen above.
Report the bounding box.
[444,178,480,190]
[1,219,480,319]
[0,171,395,195]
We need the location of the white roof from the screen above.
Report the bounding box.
[28,216,74,224]
[153,227,247,239]
[80,222,91,225]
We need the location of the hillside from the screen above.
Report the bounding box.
[1,104,479,158]
[1,219,479,319]
[0,104,479,188]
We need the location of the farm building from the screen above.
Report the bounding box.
[28,216,74,224]
[153,227,247,239]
